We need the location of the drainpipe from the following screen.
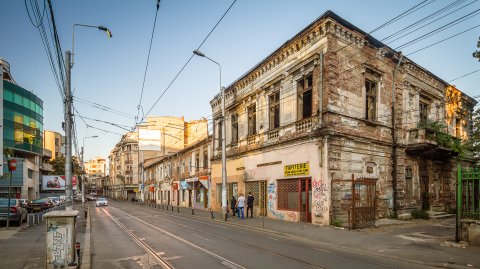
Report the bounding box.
[392,52,403,216]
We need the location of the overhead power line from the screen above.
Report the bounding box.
[136,0,161,125]
[449,68,480,82]
[141,0,238,125]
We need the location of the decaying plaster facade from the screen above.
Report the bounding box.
[209,10,477,226]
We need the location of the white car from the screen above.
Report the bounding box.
[96,197,108,207]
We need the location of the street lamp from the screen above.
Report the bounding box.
[193,50,227,220]
[64,24,111,211]
[81,135,98,206]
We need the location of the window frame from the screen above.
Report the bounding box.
[297,74,313,120]
[247,104,257,136]
[231,113,238,143]
[269,91,280,129]
[365,79,377,121]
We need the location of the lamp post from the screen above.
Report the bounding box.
[81,135,98,206]
[65,24,111,211]
[193,50,227,219]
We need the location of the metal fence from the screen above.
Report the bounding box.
[458,165,480,220]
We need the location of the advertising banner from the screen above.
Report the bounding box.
[42,175,78,191]
[284,162,310,177]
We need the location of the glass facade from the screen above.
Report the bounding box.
[3,80,44,154]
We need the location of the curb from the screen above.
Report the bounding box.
[80,203,91,269]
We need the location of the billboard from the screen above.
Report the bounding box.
[138,128,162,151]
[42,175,78,191]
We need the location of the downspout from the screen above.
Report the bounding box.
[391,52,403,216]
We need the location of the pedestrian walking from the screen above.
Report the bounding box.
[230,195,237,217]
[247,192,255,218]
[237,194,245,219]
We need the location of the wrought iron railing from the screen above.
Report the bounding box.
[458,166,480,220]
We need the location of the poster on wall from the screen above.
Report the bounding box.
[42,175,77,191]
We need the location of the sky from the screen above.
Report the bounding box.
[1,0,479,163]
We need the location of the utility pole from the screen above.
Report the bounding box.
[65,51,73,211]
[81,146,85,206]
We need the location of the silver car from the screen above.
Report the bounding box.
[0,199,27,226]
[96,197,108,207]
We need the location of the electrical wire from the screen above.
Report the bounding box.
[73,96,136,119]
[449,68,480,82]
[136,0,161,125]
[141,0,238,125]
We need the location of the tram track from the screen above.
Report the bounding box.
[108,204,325,269]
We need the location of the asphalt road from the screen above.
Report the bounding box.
[91,200,438,269]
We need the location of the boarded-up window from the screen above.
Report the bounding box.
[405,167,413,200]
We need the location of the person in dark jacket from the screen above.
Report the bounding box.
[246,192,255,218]
[230,196,237,217]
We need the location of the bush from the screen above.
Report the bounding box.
[411,209,429,219]
[332,219,343,227]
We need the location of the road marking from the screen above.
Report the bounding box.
[192,233,215,243]
[108,206,246,269]
[311,247,333,254]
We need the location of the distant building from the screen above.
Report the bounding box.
[0,59,44,200]
[84,157,107,195]
[43,130,64,160]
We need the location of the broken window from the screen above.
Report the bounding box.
[419,101,428,122]
[297,74,313,120]
[231,113,238,143]
[455,118,461,137]
[248,104,257,136]
[269,90,280,129]
[365,79,377,121]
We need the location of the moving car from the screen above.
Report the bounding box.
[27,198,53,213]
[96,197,108,207]
[48,197,61,206]
[0,198,27,226]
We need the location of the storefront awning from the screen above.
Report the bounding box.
[180,180,191,190]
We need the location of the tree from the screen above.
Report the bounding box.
[49,156,83,176]
[467,107,480,158]
[474,37,480,61]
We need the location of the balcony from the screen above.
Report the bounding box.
[296,116,317,132]
[247,134,258,145]
[406,128,457,159]
[267,129,279,140]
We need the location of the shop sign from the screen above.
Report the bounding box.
[134,188,139,193]
[172,183,178,190]
[284,162,309,177]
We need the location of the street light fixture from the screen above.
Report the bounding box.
[64,24,111,211]
[192,50,227,220]
[81,135,99,206]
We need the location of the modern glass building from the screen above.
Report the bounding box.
[3,80,43,154]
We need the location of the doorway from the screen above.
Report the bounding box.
[300,178,311,223]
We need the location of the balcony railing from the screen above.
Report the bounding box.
[296,116,317,132]
[267,129,279,140]
[247,134,258,145]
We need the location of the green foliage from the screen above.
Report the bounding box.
[3,146,14,158]
[331,219,344,227]
[49,155,83,176]
[474,36,480,61]
[465,107,480,158]
[417,119,469,156]
[411,209,430,219]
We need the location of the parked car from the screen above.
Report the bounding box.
[0,198,27,226]
[96,197,108,207]
[18,199,28,207]
[48,197,61,206]
[27,198,53,213]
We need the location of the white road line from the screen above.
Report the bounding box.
[109,206,246,269]
[192,233,215,243]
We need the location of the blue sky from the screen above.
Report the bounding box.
[2,0,479,162]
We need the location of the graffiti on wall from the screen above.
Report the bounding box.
[312,180,328,218]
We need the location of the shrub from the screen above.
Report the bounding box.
[411,209,429,219]
[332,219,343,227]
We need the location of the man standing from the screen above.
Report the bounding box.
[247,192,255,218]
[236,194,245,220]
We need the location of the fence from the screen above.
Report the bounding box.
[458,165,480,220]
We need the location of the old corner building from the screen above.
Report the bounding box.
[209,11,477,227]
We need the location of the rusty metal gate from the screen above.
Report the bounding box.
[351,175,377,229]
[245,181,267,216]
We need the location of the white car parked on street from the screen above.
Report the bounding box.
[96,197,108,207]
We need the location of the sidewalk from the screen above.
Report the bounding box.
[131,201,480,269]
[0,203,89,269]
